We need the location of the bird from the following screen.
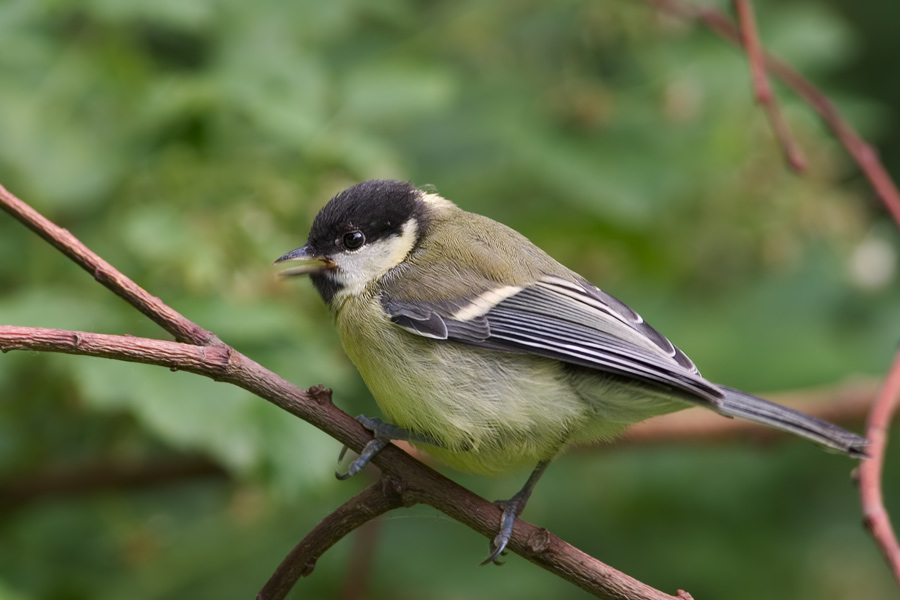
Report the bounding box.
[275,179,869,564]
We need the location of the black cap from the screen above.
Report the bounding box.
[306,180,427,255]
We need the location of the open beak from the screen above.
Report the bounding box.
[274,245,336,277]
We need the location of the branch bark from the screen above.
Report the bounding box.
[0,184,217,345]
[0,179,683,600]
[642,0,900,227]
[4,3,899,594]
[733,0,806,171]
[258,480,406,600]
[859,349,900,587]
[638,0,900,588]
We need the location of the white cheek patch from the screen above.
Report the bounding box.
[332,219,419,297]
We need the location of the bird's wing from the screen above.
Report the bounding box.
[382,275,723,405]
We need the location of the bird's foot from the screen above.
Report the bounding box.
[479,460,551,565]
[480,493,529,566]
[335,415,438,480]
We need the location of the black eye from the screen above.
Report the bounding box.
[342,230,365,250]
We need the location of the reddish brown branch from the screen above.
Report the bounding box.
[859,349,900,587]
[0,281,686,600]
[0,326,355,447]
[259,480,405,600]
[1,177,691,598]
[4,12,896,589]
[0,183,217,345]
[0,326,227,370]
[638,0,900,588]
[733,0,806,171]
[0,324,683,600]
[642,0,900,227]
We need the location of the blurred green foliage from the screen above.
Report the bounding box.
[1,0,898,598]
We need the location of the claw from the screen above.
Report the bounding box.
[480,501,517,565]
[479,460,551,566]
[481,536,509,566]
[335,437,391,480]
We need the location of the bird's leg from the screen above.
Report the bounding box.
[481,459,551,566]
[336,415,440,480]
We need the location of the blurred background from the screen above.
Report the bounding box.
[1,0,898,598]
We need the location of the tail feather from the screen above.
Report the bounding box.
[717,386,869,458]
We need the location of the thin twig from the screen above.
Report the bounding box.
[0,183,218,345]
[259,480,405,600]
[641,0,900,227]
[859,348,900,587]
[5,8,897,589]
[733,0,806,171]
[639,0,900,588]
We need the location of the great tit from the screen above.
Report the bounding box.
[276,179,868,564]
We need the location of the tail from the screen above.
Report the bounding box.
[717,386,869,458]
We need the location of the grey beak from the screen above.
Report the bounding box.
[275,245,318,264]
[274,245,336,276]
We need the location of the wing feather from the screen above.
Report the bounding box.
[383,276,723,405]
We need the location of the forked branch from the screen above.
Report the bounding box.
[0,182,682,600]
[733,0,806,171]
[639,0,900,586]
[4,1,899,593]
[642,0,900,227]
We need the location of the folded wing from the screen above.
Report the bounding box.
[383,275,724,406]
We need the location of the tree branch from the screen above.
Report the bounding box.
[0,181,683,600]
[859,348,900,587]
[5,4,898,592]
[0,327,681,600]
[638,0,900,588]
[733,0,806,171]
[258,479,406,600]
[0,183,217,345]
[640,0,900,227]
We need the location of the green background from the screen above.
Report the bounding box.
[1,0,898,598]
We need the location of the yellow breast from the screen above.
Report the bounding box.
[333,293,592,475]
